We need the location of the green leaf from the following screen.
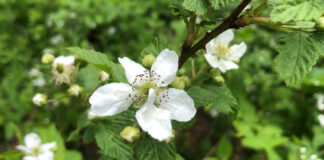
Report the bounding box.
[310,32,324,57]
[187,85,238,114]
[182,0,208,16]
[108,108,137,133]
[270,0,324,23]
[67,113,91,141]
[274,32,320,86]
[0,151,22,159]
[64,150,83,160]
[210,0,236,10]
[216,136,232,160]
[95,124,133,160]
[68,47,113,73]
[77,64,101,93]
[172,118,195,130]
[135,135,176,160]
[141,37,168,57]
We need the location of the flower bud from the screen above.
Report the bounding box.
[32,93,47,106]
[99,71,110,82]
[88,111,100,120]
[178,68,187,75]
[171,76,190,90]
[68,84,83,96]
[299,147,306,153]
[165,130,176,143]
[213,75,225,84]
[315,17,324,31]
[41,53,55,64]
[141,54,156,68]
[120,126,140,142]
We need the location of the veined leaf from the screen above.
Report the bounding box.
[210,0,237,10]
[274,32,320,86]
[182,0,208,16]
[135,134,176,160]
[187,85,238,114]
[270,0,324,23]
[95,124,134,160]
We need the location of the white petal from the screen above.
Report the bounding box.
[23,156,38,160]
[24,133,41,148]
[215,29,234,47]
[229,42,247,61]
[204,53,219,68]
[16,145,29,153]
[40,142,56,152]
[89,83,136,116]
[157,88,196,122]
[136,89,172,141]
[38,151,54,160]
[151,49,178,87]
[217,59,239,73]
[118,57,150,86]
[206,39,217,55]
[52,56,75,66]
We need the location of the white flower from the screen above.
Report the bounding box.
[32,76,46,87]
[50,35,64,46]
[99,71,110,82]
[108,26,116,35]
[16,133,56,160]
[315,93,324,110]
[311,154,317,160]
[204,29,247,73]
[29,68,42,77]
[300,147,307,153]
[32,93,47,106]
[52,56,75,85]
[89,49,196,141]
[318,114,324,126]
[68,84,83,96]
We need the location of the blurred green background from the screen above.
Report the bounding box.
[1,0,324,159]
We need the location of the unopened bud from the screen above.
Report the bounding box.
[99,71,110,82]
[41,53,55,64]
[88,111,100,120]
[141,54,156,68]
[120,126,140,142]
[32,93,47,106]
[178,68,187,75]
[171,76,190,90]
[214,75,225,84]
[68,84,83,96]
[315,17,324,31]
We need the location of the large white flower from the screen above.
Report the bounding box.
[52,55,75,85]
[17,133,56,160]
[315,93,324,110]
[89,49,196,141]
[204,29,247,73]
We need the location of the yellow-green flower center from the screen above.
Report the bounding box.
[214,44,230,59]
[56,64,65,73]
[139,81,156,97]
[31,147,40,156]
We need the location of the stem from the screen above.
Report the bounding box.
[191,64,208,82]
[248,17,292,33]
[191,59,196,77]
[178,0,252,69]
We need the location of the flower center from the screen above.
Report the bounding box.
[214,44,230,59]
[139,81,156,97]
[31,147,41,156]
[56,64,65,73]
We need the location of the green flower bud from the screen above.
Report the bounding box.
[68,84,83,96]
[120,126,140,142]
[315,17,324,31]
[214,75,225,84]
[141,54,156,68]
[32,93,47,106]
[178,68,187,75]
[171,76,190,90]
[165,129,176,143]
[41,53,55,64]
[99,71,110,82]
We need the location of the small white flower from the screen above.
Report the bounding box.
[29,68,42,77]
[32,93,47,106]
[69,12,77,19]
[17,133,56,160]
[311,154,317,160]
[52,56,75,85]
[50,35,64,46]
[99,71,110,82]
[33,76,46,87]
[204,29,247,73]
[68,84,83,96]
[315,93,324,110]
[88,111,99,120]
[300,147,307,153]
[108,26,116,35]
[89,49,196,141]
[318,114,324,126]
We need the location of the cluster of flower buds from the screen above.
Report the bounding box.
[315,17,324,31]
